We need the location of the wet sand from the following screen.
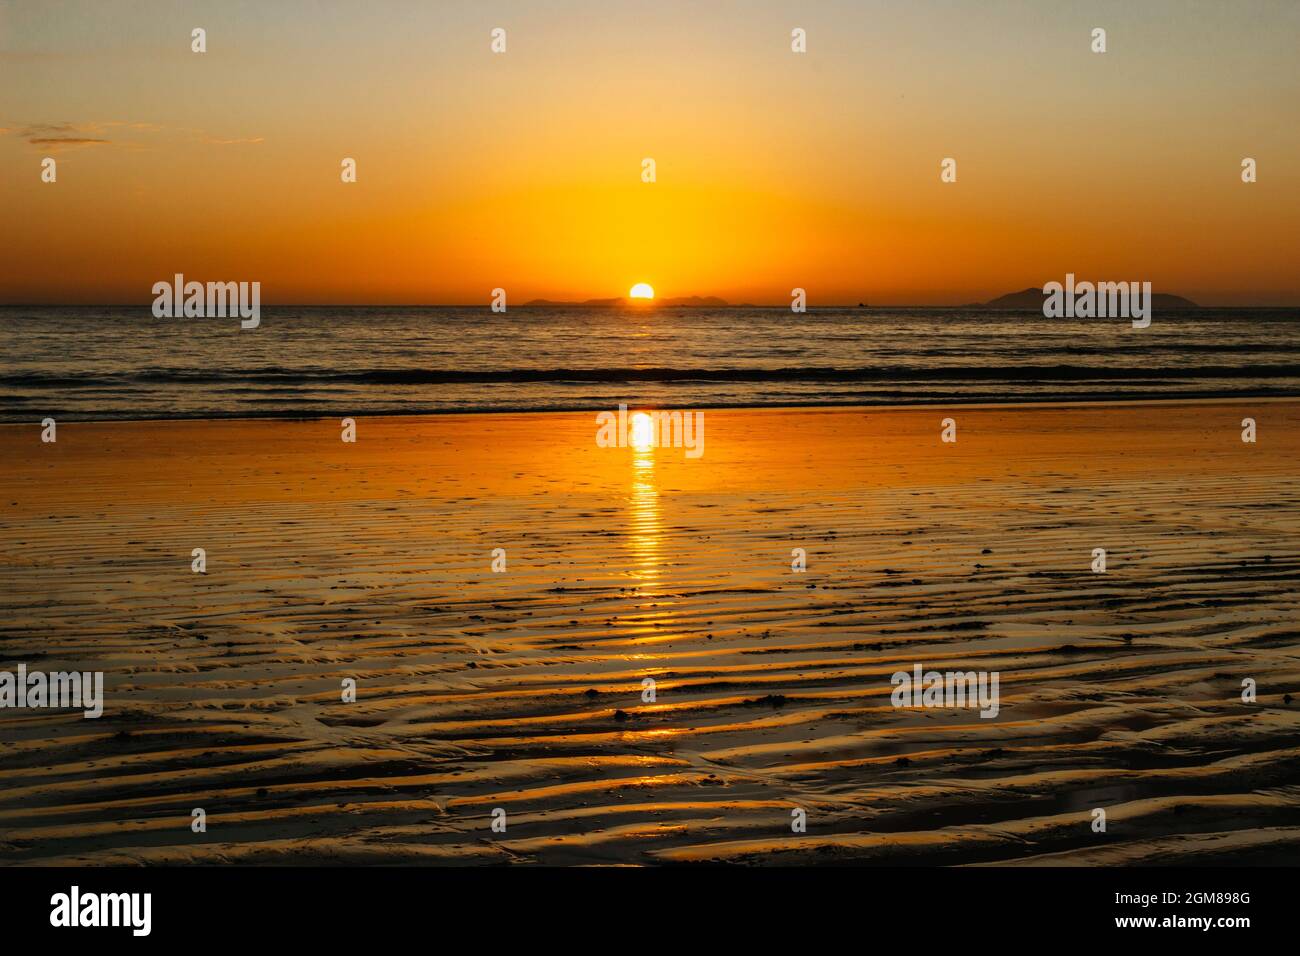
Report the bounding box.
[1,401,1298,865]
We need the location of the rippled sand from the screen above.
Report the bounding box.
[1,402,1298,865]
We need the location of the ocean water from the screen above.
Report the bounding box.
[1,305,1298,421]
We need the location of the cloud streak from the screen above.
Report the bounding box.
[29,137,109,146]
[3,121,262,152]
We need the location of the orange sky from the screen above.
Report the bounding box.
[3,0,1298,306]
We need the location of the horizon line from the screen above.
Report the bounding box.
[3,301,1299,310]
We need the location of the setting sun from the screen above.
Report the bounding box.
[629,283,654,300]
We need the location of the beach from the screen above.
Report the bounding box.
[1,400,1298,865]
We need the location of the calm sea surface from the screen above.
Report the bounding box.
[1,306,1298,421]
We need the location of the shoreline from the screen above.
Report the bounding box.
[3,392,1298,427]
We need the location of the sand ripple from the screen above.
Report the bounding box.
[2,404,1298,864]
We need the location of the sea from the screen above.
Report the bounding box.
[1,305,1298,422]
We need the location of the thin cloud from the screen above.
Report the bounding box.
[4,121,263,151]
[5,122,114,151]
[29,137,109,146]
[20,122,101,137]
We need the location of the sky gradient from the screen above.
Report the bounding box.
[2,0,1299,305]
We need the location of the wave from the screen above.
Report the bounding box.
[5,363,1300,389]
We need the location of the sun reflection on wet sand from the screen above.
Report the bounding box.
[627,414,662,584]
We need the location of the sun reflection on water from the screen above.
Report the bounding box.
[627,416,662,583]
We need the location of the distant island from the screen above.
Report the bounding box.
[516,289,1208,309]
[522,296,729,308]
[975,287,1200,310]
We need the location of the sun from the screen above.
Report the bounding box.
[629,282,654,300]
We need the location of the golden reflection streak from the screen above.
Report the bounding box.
[627,412,662,584]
